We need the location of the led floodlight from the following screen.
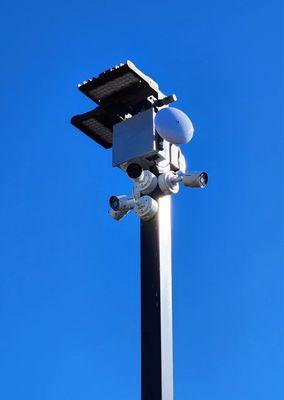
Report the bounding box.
[71,104,126,148]
[78,60,160,115]
[71,60,165,149]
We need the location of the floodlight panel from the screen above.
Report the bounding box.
[78,61,160,113]
[81,118,112,144]
[87,72,140,101]
[71,107,122,148]
[71,61,167,149]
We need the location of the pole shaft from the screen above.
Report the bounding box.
[140,196,174,400]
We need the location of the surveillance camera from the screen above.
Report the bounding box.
[182,172,208,188]
[127,163,158,196]
[109,195,136,212]
[108,208,129,221]
[126,163,143,179]
[134,195,158,221]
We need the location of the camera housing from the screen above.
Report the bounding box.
[126,163,158,197]
[109,195,136,212]
[182,172,208,188]
[109,194,158,222]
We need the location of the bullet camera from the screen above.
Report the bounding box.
[182,172,208,188]
[126,163,143,179]
[158,170,208,194]
[109,193,158,221]
[127,163,158,196]
[109,195,136,212]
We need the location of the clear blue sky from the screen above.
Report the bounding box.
[0,1,283,399]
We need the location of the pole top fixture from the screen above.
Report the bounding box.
[71,60,208,222]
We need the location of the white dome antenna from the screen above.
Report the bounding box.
[155,107,194,144]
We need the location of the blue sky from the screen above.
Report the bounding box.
[0,0,283,399]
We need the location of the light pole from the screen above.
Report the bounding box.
[71,60,208,400]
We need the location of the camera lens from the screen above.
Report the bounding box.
[199,172,208,187]
[109,196,120,211]
[126,163,143,179]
